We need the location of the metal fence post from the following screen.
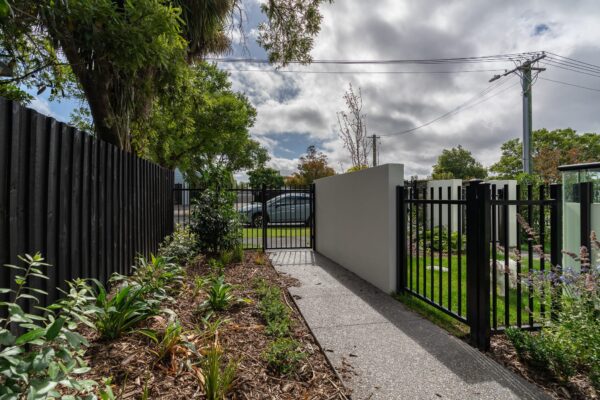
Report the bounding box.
[579,182,592,270]
[397,185,407,293]
[261,184,267,251]
[310,183,316,251]
[466,180,491,350]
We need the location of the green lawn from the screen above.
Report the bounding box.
[404,251,551,328]
[242,227,309,238]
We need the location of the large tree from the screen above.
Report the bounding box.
[287,145,335,185]
[0,0,332,150]
[337,83,370,169]
[431,145,487,180]
[248,167,284,188]
[490,128,600,183]
[132,62,267,185]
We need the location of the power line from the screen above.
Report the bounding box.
[542,60,600,79]
[379,77,518,137]
[220,68,506,75]
[546,52,600,72]
[540,77,600,93]
[206,51,539,65]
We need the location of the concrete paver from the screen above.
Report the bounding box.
[269,250,549,400]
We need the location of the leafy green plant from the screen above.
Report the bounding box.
[139,319,186,363]
[219,244,244,266]
[200,316,230,339]
[199,276,234,314]
[131,254,183,298]
[263,337,305,375]
[203,345,237,400]
[193,276,210,297]
[255,280,291,337]
[159,224,198,265]
[92,283,159,340]
[506,228,600,388]
[190,187,242,255]
[0,254,97,399]
[208,259,225,276]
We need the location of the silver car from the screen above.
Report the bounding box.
[239,193,312,227]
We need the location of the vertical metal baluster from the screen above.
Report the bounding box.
[438,187,443,306]
[516,185,522,328]
[447,186,452,312]
[491,184,497,331]
[409,187,413,291]
[539,185,546,319]
[430,187,434,301]
[503,184,510,327]
[457,187,463,316]
[423,188,427,297]
[416,186,420,294]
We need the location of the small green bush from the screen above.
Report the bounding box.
[92,283,159,340]
[128,254,184,299]
[139,319,186,363]
[190,187,241,255]
[159,224,198,265]
[0,254,97,398]
[219,244,244,266]
[199,275,235,314]
[263,337,305,375]
[255,280,291,337]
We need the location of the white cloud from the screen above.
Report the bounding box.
[231,0,600,178]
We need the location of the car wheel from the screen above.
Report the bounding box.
[252,213,265,228]
[305,215,313,228]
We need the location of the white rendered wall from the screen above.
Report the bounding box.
[487,180,517,248]
[426,179,461,230]
[315,164,404,293]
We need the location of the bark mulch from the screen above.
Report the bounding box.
[82,251,350,399]
[489,335,598,400]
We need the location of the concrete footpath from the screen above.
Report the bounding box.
[269,250,548,400]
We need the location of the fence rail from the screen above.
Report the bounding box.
[173,184,315,251]
[0,98,174,312]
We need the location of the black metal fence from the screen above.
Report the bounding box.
[0,98,174,311]
[397,180,565,349]
[173,184,315,251]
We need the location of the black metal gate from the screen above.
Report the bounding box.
[397,180,563,350]
[173,184,315,251]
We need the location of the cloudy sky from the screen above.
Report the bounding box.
[34,0,600,179]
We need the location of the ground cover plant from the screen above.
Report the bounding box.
[74,225,347,399]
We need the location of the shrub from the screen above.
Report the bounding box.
[416,227,466,253]
[159,224,198,265]
[263,337,305,375]
[0,254,97,398]
[190,187,241,255]
[199,275,235,314]
[255,280,291,337]
[506,231,600,387]
[129,254,183,299]
[92,283,159,340]
[219,244,244,266]
[203,345,237,400]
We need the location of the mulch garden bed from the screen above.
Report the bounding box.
[80,251,349,399]
[489,335,598,400]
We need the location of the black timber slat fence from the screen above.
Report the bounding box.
[397,180,573,350]
[0,98,174,312]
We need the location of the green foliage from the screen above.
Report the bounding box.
[92,283,159,340]
[506,241,600,388]
[431,145,487,180]
[489,128,600,182]
[263,337,306,376]
[139,319,186,363]
[505,328,576,379]
[126,254,184,300]
[200,276,235,314]
[159,224,198,266]
[203,345,237,400]
[219,244,244,266]
[248,167,285,189]
[0,254,97,399]
[287,145,336,185]
[2,0,330,149]
[255,280,291,337]
[416,228,466,253]
[132,62,267,178]
[190,187,241,255]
